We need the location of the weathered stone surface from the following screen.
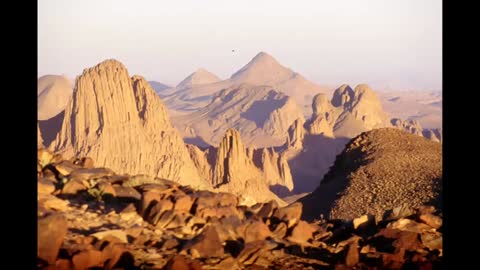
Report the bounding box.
[51,60,209,189]
[183,226,224,258]
[388,218,433,233]
[271,222,288,239]
[38,214,68,264]
[273,202,302,228]
[287,220,317,245]
[91,230,128,243]
[421,232,442,250]
[244,220,272,243]
[256,201,278,219]
[174,195,194,213]
[72,249,104,270]
[62,179,86,195]
[345,238,359,267]
[113,185,142,201]
[196,206,242,220]
[38,178,55,194]
[419,214,442,229]
[55,160,82,176]
[353,215,369,230]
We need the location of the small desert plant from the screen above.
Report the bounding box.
[87,187,105,202]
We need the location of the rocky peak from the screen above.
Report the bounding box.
[51,59,208,189]
[286,118,305,149]
[312,93,332,116]
[331,84,354,107]
[230,52,293,84]
[212,129,248,187]
[177,68,221,89]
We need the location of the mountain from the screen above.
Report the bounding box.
[187,128,287,205]
[38,75,73,120]
[173,84,305,147]
[50,59,209,189]
[300,128,442,221]
[177,68,221,89]
[162,52,327,115]
[148,81,172,95]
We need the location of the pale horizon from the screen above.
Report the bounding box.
[38,0,442,91]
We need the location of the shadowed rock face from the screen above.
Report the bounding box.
[51,59,209,189]
[300,128,442,221]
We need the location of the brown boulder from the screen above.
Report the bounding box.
[69,168,115,182]
[244,220,271,243]
[287,220,317,245]
[72,249,104,270]
[196,206,242,220]
[141,190,162,216]
[62,179,86,195]
[421,232,442,250]
[163,255,203,270]
[345,238,359,267]
[174,195,194,213]
[183,226,224,258]
[256,201,278,219]
[272,202,302,228]
[419,214,442,229]
[113,185,141,200]
[271,222,288,239]
[38,178,55,194]
[54,160,80,176]
[38,213,68,264]
[388,218,433,233]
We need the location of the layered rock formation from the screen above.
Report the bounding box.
[51,60,209,189]
[187,129,287,205]
[173,84,304,147]
[38,75,73,120]
[301,128,442,221]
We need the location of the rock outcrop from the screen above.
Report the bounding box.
[187,129,286,205]
[301,128,442,221]
[391,118,423,136]
[333,84,390,138]
[305,93,336,137]
[51,59,209,189]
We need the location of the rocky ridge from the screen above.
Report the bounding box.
[37,148,443,269]
[300,128,442,221]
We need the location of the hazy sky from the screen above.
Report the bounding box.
[38,0,442,91]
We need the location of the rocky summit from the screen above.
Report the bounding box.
[301,128,442,221]
[37,148,442,269]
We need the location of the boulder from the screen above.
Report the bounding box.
[38,214,68,264]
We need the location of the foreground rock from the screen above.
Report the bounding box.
[37,149,442,269]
